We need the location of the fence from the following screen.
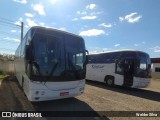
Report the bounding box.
[0,60,14,74]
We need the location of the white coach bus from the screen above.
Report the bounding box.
[14,26,86,101]
[86,50,151,88]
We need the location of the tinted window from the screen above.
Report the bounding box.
[20,37,27,56]
[32,33,63,76]
[136,52,151,78]
[65,35,85,70]
[121,52,136,59]
[155,67,160,72]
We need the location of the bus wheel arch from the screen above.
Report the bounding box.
[104,75,114,86]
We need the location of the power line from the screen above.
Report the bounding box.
[0,22,20,29]
[0,17,16,23]
[0,31,20,38]
[0,19,15,26]
[0,19,20,27]
[0,17,23,54]
[0,17,21,27]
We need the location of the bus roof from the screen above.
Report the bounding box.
[88,49,149,56]
[30,26,83,39]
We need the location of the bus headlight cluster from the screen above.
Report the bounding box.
[35,91,39,95]
[35,91,45,95]
[41,91,45,95]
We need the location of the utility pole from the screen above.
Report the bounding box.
[21,22,23,42]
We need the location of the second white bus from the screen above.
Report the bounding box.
[86,50,151,88]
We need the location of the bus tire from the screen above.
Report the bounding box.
[105,76,114,86]
[21,76,26,96]
[22,76,24,90]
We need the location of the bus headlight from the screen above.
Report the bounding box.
[41,91,45,95]
[79,87,84,91]
[35,91,39,95]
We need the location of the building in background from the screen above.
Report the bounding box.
[151,58,160,79]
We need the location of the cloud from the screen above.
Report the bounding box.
[90,50,99,54]
[14,18,22,26]
[114,44,120,47]
[25,13,34,17]
[39,22,45,26]
[81,16,97,20]
[119,12,142,23]
[90,12,102,15]
[76,4,101,21]
[86,4,96,9]
[49,0,57,4]
[99,23,112,28]
[19,17,23,21]
[72,18,78,21]
[102,48,110,51]
[3,37,20,43]
[32,3,45,16]
[119,17,124,22]
[150,46,160,52]
[26,18,38,27]
[77,11,87,15]
[13,0,27,4]
[79,29,105,36]
[134,44,139,47]
[58,27,67,31]
[142,41,146,44]
[11,30,17,32]
[14,17,23,26]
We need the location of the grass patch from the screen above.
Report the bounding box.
[0,74,8,79]
[0,74,8,86]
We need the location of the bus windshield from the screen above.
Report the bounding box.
[31,32,86,81]
[65,35,85,71]
[135,52,151,78]
[32,33,63,77]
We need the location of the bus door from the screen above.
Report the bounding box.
[115,59,134,87]
[123,59,134,87]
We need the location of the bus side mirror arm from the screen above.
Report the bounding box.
[85,50,89,55]
[85,50,89,65]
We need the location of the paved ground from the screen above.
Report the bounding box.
[0,76,159,120]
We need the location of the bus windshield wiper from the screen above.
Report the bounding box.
[68,60,79,79]
[49,61,58,78]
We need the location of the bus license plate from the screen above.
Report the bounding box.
[60,92,69,96]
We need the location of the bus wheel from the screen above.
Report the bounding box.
[22,76,24,90]
[105,77,114,86]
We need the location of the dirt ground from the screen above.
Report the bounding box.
[0,76,159,120]
[146,78,160,92]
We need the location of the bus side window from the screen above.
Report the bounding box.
[115,59,124,74]
[87,55,92,63]
[104,53,111,63]
[88,55,95,63]
[101,54,105,63]
[95,55,100,63]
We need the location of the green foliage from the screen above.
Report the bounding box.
[0,53,15,61]
[0,74,8,79]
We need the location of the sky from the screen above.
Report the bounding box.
[0,0,160,58]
